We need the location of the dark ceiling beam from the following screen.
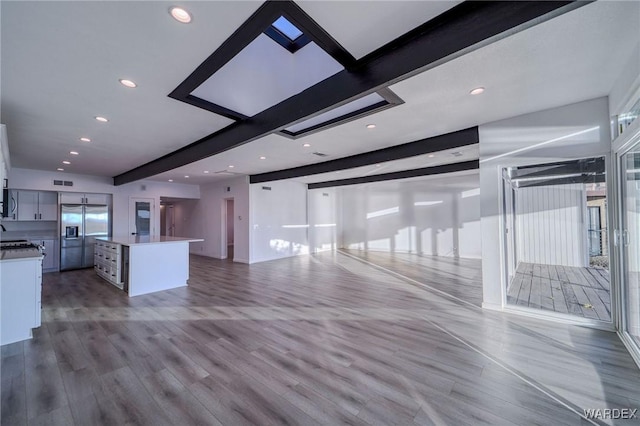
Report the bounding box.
[114,1,581,186]
[307,160,479,189]
[516,173,605,188]
[250,127,477,184]
[509,157,605,179]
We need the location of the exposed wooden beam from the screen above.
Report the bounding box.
[307,160,479,189]
[250,127,478,184]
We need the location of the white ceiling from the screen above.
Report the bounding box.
[1,1,639,187]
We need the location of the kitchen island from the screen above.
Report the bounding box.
[95,236,203,297]
[1,242,43,345]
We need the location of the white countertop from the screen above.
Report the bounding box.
[0,249,43,261]
[96,235,204,246]
[1,231,58,241]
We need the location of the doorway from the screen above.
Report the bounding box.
[223,198,234,260]
[129,197,155,236]
[160,204,175,237]
[502,157,611,322]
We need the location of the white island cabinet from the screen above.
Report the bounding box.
[1,253,42,345]
[95,236,203,297]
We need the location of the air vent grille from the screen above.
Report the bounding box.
[451,151,463,157]
[53,180,74,186]
[312,152,328,157]
[262,186,272,191]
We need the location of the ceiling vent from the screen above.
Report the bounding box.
[312,152,328,157]
[451,151,463,157]
[262,186,272,191]
[53,180,73,186]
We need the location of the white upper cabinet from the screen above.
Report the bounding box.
[17,190,57,221]
[59,192,110,205]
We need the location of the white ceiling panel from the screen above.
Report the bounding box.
[297,1,462,59]
[191,36,343,117]
[284,92,385,133]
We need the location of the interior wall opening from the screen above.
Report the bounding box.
[223,198,235,260]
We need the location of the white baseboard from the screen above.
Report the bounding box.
[233,257,250,264]
[481,302,503,312]
[618,332,640,370]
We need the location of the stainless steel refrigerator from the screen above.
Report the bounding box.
[60,204,109,271]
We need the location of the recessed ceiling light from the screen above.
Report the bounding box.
[375,164,381,167]
[95,116,108,122]
[366,124,376,129]
[428,154,435,158]
[303,143,311,147]
[260,156,266,160]
[70,151,79,155]
[170,6,192,23]
[168,179,173,182]
[62,160,71,165]
[80,137,91,142]
[203,171,209,174]
[469,87,485,95]
[184,175,189,178]
[57,168,64,171]
[228,165,235,168]
[119,79,137,88]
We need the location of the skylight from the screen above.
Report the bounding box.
[264,15,310,54]
[272,16,303,41]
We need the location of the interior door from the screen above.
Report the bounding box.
[129,197,154,237]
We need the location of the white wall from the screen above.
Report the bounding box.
[516,183,587,267]
[308,187,340,253]
[197,175,250,263]
[7,167,200,237]
[249,180,308,263]
[609,42,640,118]
[479,97,611,310]
[168,199,203,254]
[339,172,481,258]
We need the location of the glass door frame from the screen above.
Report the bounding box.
[499,156,617,329]
[613,120,640,367]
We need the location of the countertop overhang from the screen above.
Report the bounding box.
[96,236,204,246]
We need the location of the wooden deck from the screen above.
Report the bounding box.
[507,262,611,321]
[2,252,637,425]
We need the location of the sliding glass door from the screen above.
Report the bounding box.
[620,149,640,347]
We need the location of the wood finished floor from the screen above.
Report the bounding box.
[2,251,639,425]
[507,262,611,322]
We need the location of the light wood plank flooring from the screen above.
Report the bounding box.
[507,262,611,321]
[341,249,483,307]
[2,251,638,425]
